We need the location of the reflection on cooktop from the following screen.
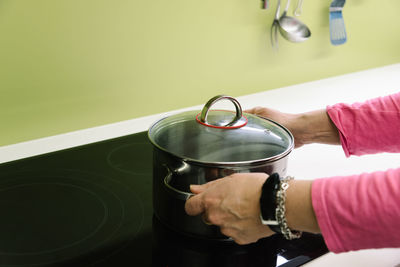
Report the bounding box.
[0,169,144,266]
[152,215,328,267]
[107,142,153,175]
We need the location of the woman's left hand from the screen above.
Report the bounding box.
[184,173,274,245]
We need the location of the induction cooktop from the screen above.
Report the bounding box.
[0,131,328,266]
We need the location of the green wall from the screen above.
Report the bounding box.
[1,0,400,146]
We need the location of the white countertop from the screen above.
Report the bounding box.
[1,63,400,266]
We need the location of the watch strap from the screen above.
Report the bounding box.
[259,173,281,233]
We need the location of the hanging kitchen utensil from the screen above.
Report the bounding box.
[278,0,311,43]
[294,0,303,16]
[271,0,281,49]
[261,0,269,9]
[329,0,347,45]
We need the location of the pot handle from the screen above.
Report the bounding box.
[199,95,243,127]
[164,167,194,201]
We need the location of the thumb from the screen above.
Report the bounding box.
[184,194,205,216]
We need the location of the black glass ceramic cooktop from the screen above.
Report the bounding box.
[0,131,328,266]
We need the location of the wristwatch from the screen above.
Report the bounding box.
[259,173,281,233]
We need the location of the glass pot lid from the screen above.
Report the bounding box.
[148,95,294,165]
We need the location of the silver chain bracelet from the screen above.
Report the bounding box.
[275,176,302,240]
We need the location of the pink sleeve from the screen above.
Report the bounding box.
[312,93,400,253]
[326,92,400,157]
[312,169,400,253]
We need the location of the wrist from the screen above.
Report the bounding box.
[294,110,340,145]
[285,180,321,233]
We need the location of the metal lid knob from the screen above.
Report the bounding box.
[197,95,247,129]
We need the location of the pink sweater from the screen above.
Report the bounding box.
[311,92,400,253]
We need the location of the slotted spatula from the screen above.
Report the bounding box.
[329,0,347,45]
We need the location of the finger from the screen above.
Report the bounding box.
[231,230,254,245]
[203,207,225,226]
[243,107,255,114]
[220,227,237,238]
[189,184,205,194]
[184,194,205,216]
[234,237,251,245]
[244,107,263,115]
[189,179,219,194]
[202,213,213,225]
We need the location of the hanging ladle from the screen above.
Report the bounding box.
[278,0,311,43]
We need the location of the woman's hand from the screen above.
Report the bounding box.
[184,173,274,245]
[245,107,306,148]
[245,107,340,147]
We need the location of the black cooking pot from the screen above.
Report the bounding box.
[148,95,294,240]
